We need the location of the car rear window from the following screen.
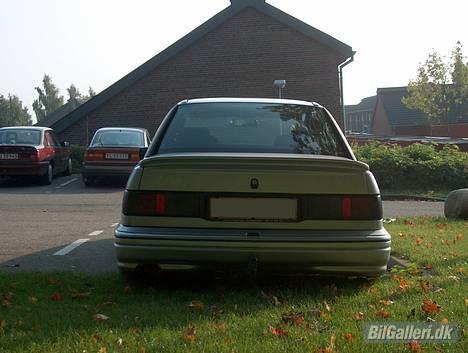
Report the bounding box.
[90,130,144,147]
[156,103,350,157]
[0,129,42,146]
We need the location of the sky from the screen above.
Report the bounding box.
[1,0,467,121]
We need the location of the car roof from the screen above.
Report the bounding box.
[95,127,147,133]
[179,97,322,107]
[0,126,51,132]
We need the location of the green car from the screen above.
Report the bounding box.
[115,98,391,276]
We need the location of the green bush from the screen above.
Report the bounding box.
[70,145,85,173]
[352,142,468,191]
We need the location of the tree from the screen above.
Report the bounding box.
[403,42,468,123]
[88,86,96,98]
[0,94,33,127]
[32,74,64,123]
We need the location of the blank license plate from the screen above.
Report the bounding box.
[0,153,18,160]
[210,198,298,221]
[105,153,128,160]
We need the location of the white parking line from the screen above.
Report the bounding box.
[53,239,89,256]
[55,178,78,189]
[88,230,104,236]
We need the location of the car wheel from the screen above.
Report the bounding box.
[64,158,72,176]
[39,163,53,185]
[83,175,95,187]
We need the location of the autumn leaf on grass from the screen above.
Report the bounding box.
[269,326,288,337]
[259,291,282,306]
[419,281,443,293]
[379,299,394,306]
[315,334,336,353]
[422,299,441,315]
[324,300,332,312]
[343,333,354,342]
[1,292,14,307]
[50,292,63,301]
[209,305,224,317]
[47,278,57,285]
[187,300,204,311]
[93,314,110,321]
[354,312,365,321]
[375,310,391,319]
[408,340,423,352]
[29,296,39,304]
[416,238,423,245]
[208,322,226,331]
[71,291,91,299]
[439,318,449,324]
[404,219,416,227]
[393,275,409,292]
[98,347,107,353]
[182,326,196,343]
[281,311,304,326]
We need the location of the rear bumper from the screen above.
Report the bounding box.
[0,161,48,177]
[82,163,136,178]
[114,225,391,276]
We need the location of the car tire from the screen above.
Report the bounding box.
[64,158,72,176]
[83,175,95,187]
[39,163,53,185]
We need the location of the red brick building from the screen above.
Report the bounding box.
[40,0,354,145]
[371,87,468,138]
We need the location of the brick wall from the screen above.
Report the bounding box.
[60,7,347,145]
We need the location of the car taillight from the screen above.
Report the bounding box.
[85,150,104,161]
[302,195,382,220]
[130,152,140,162]
[123,191,201,217]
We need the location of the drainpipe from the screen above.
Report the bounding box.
[338,52,355,132]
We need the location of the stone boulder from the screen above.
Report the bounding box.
[444,189,468,220]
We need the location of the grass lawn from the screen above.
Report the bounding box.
[0,217,466,353]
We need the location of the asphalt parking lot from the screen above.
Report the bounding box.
[0,175,445,274]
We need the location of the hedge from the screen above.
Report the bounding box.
[70,145,85,172]
[353,142,468,190]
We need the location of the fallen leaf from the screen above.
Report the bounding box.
[421,299,441,315]
[315,334,337,353]
[439,318,449,324]
[376,310,391,318]
[209,305,224,317]
[117,338,124,345]
[208,323,226,331]
[29,297,39,304]
[324,300,331,312]
[269,326,288,336]
[436,223,447,230]
[281,312,304,326]
[93,314,110,321]
[50,292,63,301]
[182,326,196,343]
[408,340,423,352]
[98,348,106,353]
[71,291,91,299]
[354,312,365,321]
[379,299,395,306]
[188,300,204,311]
[416,238,423,245]
[423,264,433,270]
[47,278,57,285]
[343,332,354,342]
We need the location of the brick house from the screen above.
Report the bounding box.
[371,87,468,137]
[344,95,376,133]
[40,0,354,145]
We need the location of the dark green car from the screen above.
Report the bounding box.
[115,98,391,276]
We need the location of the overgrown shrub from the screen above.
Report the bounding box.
[352,143,468,191]
[70,145,85,172]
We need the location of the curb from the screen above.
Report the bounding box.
[382,194,446,202]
